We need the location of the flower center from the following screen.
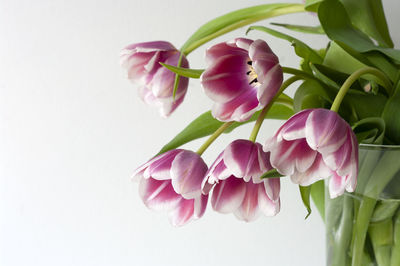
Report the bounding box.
[246,61,258,85]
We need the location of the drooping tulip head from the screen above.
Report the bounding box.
[202,139,280,222]
[264,108,358,198]
[121,41,189,117]
[133,149,208,226]
[200,38,283,122]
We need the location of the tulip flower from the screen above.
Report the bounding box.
[133,149,208,226]
[202,139,280,222]
[200,38,283,122]
[264,108,358,198]
[121,41,189,117]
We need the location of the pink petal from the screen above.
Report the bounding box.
[233,38,254,50]
[345,130,358,193]
[279,109,313,141]
[305,109,348,154]
[157,93,186,118]
[151,52,188,98]
[139,178,181,211]
[193,194,208,218]
[294,141,318,173]
[124,52,157,82]
[258,183,280,216]
[290,154,332,186]
[202,152,230,195]
[123,41,176,52]
[255,64,283,106]
[121,41,188,117]
[168,198,195,227]
[234,182,260,222]
[323,136,351,172]
[256,143,272,173]
[143,149,182,180]
[223,139,259,180]
[201,54,251,103]
[329,172,346,198]
[137,86,157,106]
[211,88,259,122]
[170,150,208,199]
[205,42,248,64]
[248,39,274,60]
[132,149,181,180]
[211,178,246,213]
[269,139,303,176]
[263,178,280,202]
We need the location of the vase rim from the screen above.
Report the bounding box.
[359,143,400,150]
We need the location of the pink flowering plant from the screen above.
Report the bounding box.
[122,1,400,265]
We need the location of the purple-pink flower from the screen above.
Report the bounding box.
[202,139,280,222]
[264,108,358,198]
[200,38,283,122]
[121,41,189,117]
[133,149,208,226]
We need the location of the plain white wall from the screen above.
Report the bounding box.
[1,0,399,265]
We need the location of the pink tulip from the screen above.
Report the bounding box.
[264,108,358,198]
[121,41,189,117]
[202,139,280,222]
[200,38,283,122]
[133,149,208,226]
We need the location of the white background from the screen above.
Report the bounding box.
[1,0,399,265]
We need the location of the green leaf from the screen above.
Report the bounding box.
[352,117,385,144]
[180,3,305,55]
[311,180,325,221]
[299,185,312,219]
[246,25,322,72]
[323,42,396,86]
[301,62,388,122]
[160,63,204,79]
[270,22,324,34]
[324,42,369,77]
[318,0,400,63]
[371,199,400,223]
[309,63,341,90]
[260,169,284,179]
[340,0,393,48]
[382,76,400,144]
[158,99,294,155]
[363,51,399,83]
[304,0,323,12]
[293,80,334,112]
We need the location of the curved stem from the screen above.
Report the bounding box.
[196,122,234,156]
[330,67,392,113]
[249,75,301,142]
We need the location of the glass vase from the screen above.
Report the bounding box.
[326,144,400,266]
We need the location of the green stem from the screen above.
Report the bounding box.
[352,197,377,266]
[282,66,317,80]
[248,75,301,142]
[330,67,392,113]
[331,195,354,266]
[196,122,234,156]
[391,211,400,266]
[369,218,393,266]
[352,152,400,266]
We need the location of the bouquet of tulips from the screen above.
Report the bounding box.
[121,0,400,265]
